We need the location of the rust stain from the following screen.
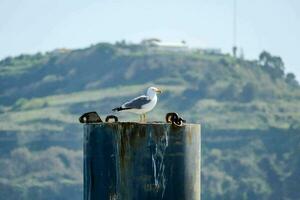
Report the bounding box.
[118,123,148,171]
[129,124,147,148]
[152,125,166,142]
[118,124,128,169]
[187,126,193,144]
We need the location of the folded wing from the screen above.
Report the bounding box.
[123,95,151,109]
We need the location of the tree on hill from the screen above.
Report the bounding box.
[285,73,299,87]
[259,51,285,80]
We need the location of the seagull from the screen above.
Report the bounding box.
[112,87,162,122]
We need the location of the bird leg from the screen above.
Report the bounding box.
[140,113,146,123]
[139,114,147,123]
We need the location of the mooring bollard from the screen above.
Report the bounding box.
[84,122,201,200]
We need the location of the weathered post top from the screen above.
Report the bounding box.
[84,122,201,200]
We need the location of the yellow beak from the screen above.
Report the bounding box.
[156,88,162,94]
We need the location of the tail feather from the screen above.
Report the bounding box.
[112,107,122,112]
[112,107,131,112]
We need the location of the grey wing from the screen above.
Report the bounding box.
[122,95,151,109]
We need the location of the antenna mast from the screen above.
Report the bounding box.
[232,0,237,57]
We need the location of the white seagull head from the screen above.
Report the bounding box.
[147,86,162,97]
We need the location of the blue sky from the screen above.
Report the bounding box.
[1,0,300,79]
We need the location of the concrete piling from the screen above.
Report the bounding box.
[84,122,201,200]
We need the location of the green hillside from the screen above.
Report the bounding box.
[1,42,299,130]
[0,41,300,199]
